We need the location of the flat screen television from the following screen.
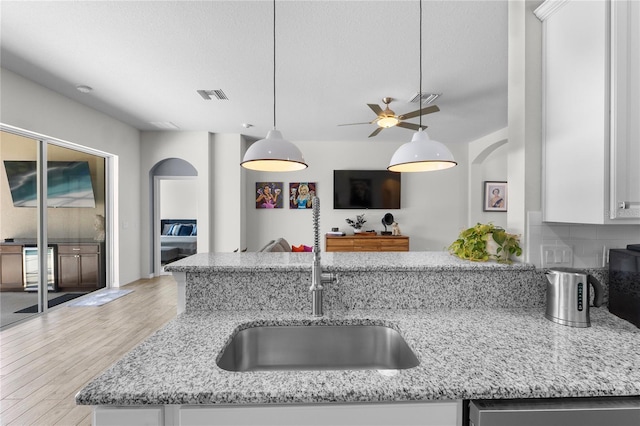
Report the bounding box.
[3,161,96,208]
[333,170,401,209]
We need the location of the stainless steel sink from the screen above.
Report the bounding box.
[217,324,419,371]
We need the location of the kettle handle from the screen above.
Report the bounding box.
[588,275,604,307]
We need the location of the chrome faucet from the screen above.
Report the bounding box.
[310,196,334,317]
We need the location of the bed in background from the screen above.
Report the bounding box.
[160,219,197,263]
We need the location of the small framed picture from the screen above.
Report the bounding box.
[484,181,507,212]
[289,182,317,209]
[255,182,284,209]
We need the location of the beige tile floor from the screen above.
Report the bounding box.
[0,276,177,425]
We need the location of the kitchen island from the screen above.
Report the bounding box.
[76,252,639,425]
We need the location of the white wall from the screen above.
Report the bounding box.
[160,179,198,220]
[210,133,245,253]
[140,131,210,276]
[0,68,141,286]
[468,128,509,229]
[244,138,468,251]
[507,0,544,244]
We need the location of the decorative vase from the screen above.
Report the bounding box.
[353,229,363,234]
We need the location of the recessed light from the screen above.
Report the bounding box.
[76,85,93,93]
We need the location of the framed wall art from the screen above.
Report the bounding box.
[289,182,316,209]
[484,181,507,212]
[255,182,283,209]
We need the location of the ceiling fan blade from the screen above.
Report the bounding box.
[367,104,384,116]
[396,122,423,131]
[337,122,372,126]
[368,127,383,138]
[398,104,440,120]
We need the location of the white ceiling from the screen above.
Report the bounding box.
[0,0,508,144]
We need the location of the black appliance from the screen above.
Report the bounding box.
[608,244,640,328]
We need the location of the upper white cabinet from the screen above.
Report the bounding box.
[537,0,640,224]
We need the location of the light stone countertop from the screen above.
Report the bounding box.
[76,307,640,406]
[164,251,536,273]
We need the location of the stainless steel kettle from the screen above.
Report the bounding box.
[545,267,604,327]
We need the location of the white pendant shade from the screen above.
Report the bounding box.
[387,129,457,172]
[241,129,308,172]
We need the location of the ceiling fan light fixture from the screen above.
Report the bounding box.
[241,129,307,172]
[388,129,457,172]
[377,116,400,128]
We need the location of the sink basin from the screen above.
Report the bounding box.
[217,324,419,371]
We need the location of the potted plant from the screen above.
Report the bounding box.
[345,214,367,233]
[448,223,522,264]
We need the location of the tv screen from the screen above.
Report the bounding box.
[3,161,96,208]
[333,170,401,209]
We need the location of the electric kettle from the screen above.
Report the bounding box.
[545,267,604,327]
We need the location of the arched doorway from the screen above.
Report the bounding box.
[149,158,198,276]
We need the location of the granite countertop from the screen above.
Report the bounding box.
[76,307,640,406]
[164,251,536,273]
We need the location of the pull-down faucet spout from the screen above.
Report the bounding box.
[310,196,332,316]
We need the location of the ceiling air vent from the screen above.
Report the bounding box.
[408,92,441,104]
[150,121,179,130]
[197,89,229,100]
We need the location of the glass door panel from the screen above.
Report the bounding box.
[0,131,41,327]
[47,143,106,307]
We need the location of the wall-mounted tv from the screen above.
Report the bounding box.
[333,170,401,209]
[3,161,96,208]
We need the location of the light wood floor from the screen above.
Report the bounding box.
[0,276,177,426]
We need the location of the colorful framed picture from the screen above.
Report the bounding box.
[255,182,284,209]
[289,182,317,209]
[484,181,507,212]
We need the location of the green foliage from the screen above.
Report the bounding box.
[345,214,366,229]
[448,223,522,264]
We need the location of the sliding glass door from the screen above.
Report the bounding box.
[0,129,108,328]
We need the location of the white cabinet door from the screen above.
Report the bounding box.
[610,0,640,219]
[92,401,461,426]
[538,0,640,224]
[94,406,164,426]
[540,0,608,224]
[178,402,460,426]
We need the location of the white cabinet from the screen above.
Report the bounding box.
[92,401,461,426]
[537,0,640,224]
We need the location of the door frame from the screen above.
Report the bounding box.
[153,175,198,276]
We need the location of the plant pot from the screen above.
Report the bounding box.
[353,229,364,234]
[486,233,508,262]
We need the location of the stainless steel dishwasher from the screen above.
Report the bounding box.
[469,397,640,426]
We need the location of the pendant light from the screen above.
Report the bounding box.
[388,0,457,173]
[241,0,307,172]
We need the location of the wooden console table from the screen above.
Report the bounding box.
[325,234,409,252]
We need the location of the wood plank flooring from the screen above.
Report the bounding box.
[0,276,177,426]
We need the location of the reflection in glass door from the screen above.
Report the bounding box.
[0,130,108,328]
[0,131,41,327]
[47,143,106,309]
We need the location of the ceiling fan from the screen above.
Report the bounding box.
[338,97,440,138]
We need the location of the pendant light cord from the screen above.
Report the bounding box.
[273,0,277,129]
[419,0,423,130]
